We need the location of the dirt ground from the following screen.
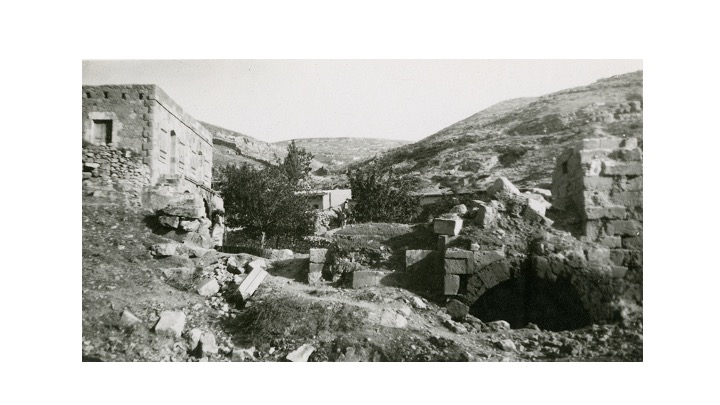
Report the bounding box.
[82,196,642,362]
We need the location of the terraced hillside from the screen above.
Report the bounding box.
[353,71,643,192]
[274,138,410,170]
[203,121,287,169]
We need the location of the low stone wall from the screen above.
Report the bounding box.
[82,144,151,205]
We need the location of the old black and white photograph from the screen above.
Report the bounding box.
[81,59,643,362]
[8,0,719,403]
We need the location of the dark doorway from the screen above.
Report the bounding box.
[93,119,112,144]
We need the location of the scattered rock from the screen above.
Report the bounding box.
[196,278,220,296]
[496,339,517,352]
[232,347,256,362]
[151,243,180,257]
[488,177,520,196]
[154,311,186,338]
[443,319,468,334]
[286,344,316,362]
[198,332,218,355]
[226,255,248,274]
[245,258,267,273]
[450,204,468,216]
[119,309,142,329]
[486,320,511,332]
[411,296,427,310]
[378,310,408,328]
[158,215,180,229]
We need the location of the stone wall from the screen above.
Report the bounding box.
[82,85,214,190]
[551,136,642,246]
[82,144,151,205]
[82,85,155,152]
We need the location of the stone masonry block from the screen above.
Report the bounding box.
[309,263,325,274]
[585,205,627,220]
[405,250,436,272]
[579,149,611,164]
[154,311,186,338]
[309,248,329,264]
[599,137,623,149]
[444,250,474,275]
[437,235,458,251]
[583,220,602,240]
[622,138,638,149]
[610,191,643,208]
[352,271,387,289]
[583,176,614,192]
[622,236,643,250]
[598,236,622,249]
[434,218,463,236]
[601,161,643,176]
[444,274,460,295]
[473,250,505,270]
[581,138,600,149]
[475,204,498,228]
[606,220,642,236]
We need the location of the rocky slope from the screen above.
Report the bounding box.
[203,121,288,169]
[274,138,410,170]
[352,71,643,193]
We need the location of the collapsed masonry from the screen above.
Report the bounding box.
[404,137,642,330]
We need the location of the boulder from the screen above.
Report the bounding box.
[446,299,469,320]
[450,204,468,216]
[378,310,408,328]
[266,249,294,261]
[486,320,511,332]
[198,332,218,355]
[496,339,517,352]
[286,344,316,362]
[526,196,551,217]
[160,194,206,218]
[474,203,497,228]
[232,347,256,362]
[411,296,427,310]
[154,311,186,338]
[196,278,220,296]
[150,242,180,257]
[488,177,520,196]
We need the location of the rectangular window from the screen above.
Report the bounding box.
[92,120,113,144]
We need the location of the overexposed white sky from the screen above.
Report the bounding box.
[83,60,642,143]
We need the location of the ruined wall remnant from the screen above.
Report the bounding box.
[551,136,642,247]
[82,144,151,205]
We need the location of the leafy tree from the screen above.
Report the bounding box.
[217,143,316,248]
[280,140,315,186]
[347,158,420,223]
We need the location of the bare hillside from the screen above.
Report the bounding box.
[354,71,643,192]
[274,137,410,170]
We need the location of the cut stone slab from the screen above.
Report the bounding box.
[119,309,142,329]
[444,274,460,295]
[196,278,220,296]
[286,344,316,362]
[601,161,643,176]
[444,250,474,274]
[526,196,550,217]
[236,267,269,301]
[309,248,329,263]
[154,311,186,338]
[352,270,387,289]
[474,250,505,269]
[447,299,469,320]
[308,270,322,285]
[434,217,463,236]
[488,177,520,196]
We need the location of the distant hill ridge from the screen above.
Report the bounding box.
[274,137,410,170]
[350,70,643,192]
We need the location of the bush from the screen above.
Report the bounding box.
[347,159,420,223]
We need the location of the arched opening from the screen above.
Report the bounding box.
[170,131,178,174]
[204,198,211,220]
[469,275,591,331]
